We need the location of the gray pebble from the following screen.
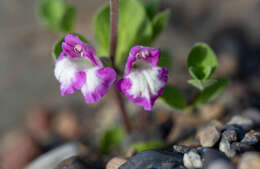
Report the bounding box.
[219,138,236,158]
[207,160,235,169]
[222,130,237,142]
[119,150,183,169]
[173,145,190,154]
[222,125,245,140]
[55,156,87,169]
[198,148,229,168]
[183,150,203,169]
[227,115,253,131]
[243,108,260,127]
[241,133,259,145]
[231,142,253,153]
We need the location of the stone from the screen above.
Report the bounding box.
[231,142,253,153]
[198,148,229,168]
[222,125,245,141]
[183,150,203,169]
[207,160,235,169]
[2,130,41,169]
[219,138,236,158]
[106,157,127,169]
[199,126,221,147]
[243,108,260,127]
[119,150,183,169]
[227,115,253,131]
[24,142,83,169]
[54,112,81,140]
[55,156,87,169]
[26,107,54,140]
[222,130,237,142]
[241,131,259,145]
[238,152,260,169]
[173,145,190,154]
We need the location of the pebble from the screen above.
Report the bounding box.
[199,126,221,147]
[238,152,260,169]
[198,148,229,168]
[2,130,41,169]
[183,150,203,169]
[24,142,82,169]
[219,138,236,158]
[119,150,183,169]
[26,107,54,140]
[241,131,259,145]
[173,145,190,154]
[243,108,260,126]
[106,157,127,169]
[227,115,253,131]
[222,130,237,142]
[207,160,235,169]
[54,112,81,140]
[55,156,87,169]
[222,125,245,141]
[231,142,253,153]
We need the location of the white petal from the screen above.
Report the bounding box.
[127,67,165,99]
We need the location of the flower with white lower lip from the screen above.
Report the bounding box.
[116,46,168,110]
[54,34,116,103]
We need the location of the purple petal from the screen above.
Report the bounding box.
[81,67,116,103]
[62,34,103,66]
[125,46,161,74]
[117,67,168,110]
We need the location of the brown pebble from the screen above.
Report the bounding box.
[54,112,81,139]
[125,147,138,158]
[106,157,127,169]
[26,107,54,140]
[198,126,221,147]
[238,152,260,169]
[1,130,41,169]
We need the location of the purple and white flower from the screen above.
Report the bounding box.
[54,34,116,103]
[116,46,168,110]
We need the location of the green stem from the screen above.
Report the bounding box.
[109,0,131,134]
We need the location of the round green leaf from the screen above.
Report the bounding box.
[187,43,218,80]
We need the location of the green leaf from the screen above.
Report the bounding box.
[60,5,76,32]
[93,4,110,57]
[52,37,64,61]
[161,85,186,110]
[158,49,172,71]
[193,78,228,106]
[187,43,218,80]
[140,0,159,19]
[99,127,125,154]
[188,78,217,91]
[128,140,166,153]
[151,10,170,42]
[52,33,88,61]
[38,0,76,32]
[93,0,153,67]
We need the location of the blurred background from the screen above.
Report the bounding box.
[1,0,260,146]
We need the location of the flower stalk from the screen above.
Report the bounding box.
[109,0,131,133]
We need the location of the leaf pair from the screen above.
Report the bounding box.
[161,43,228,110]
[94,0,170,68]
